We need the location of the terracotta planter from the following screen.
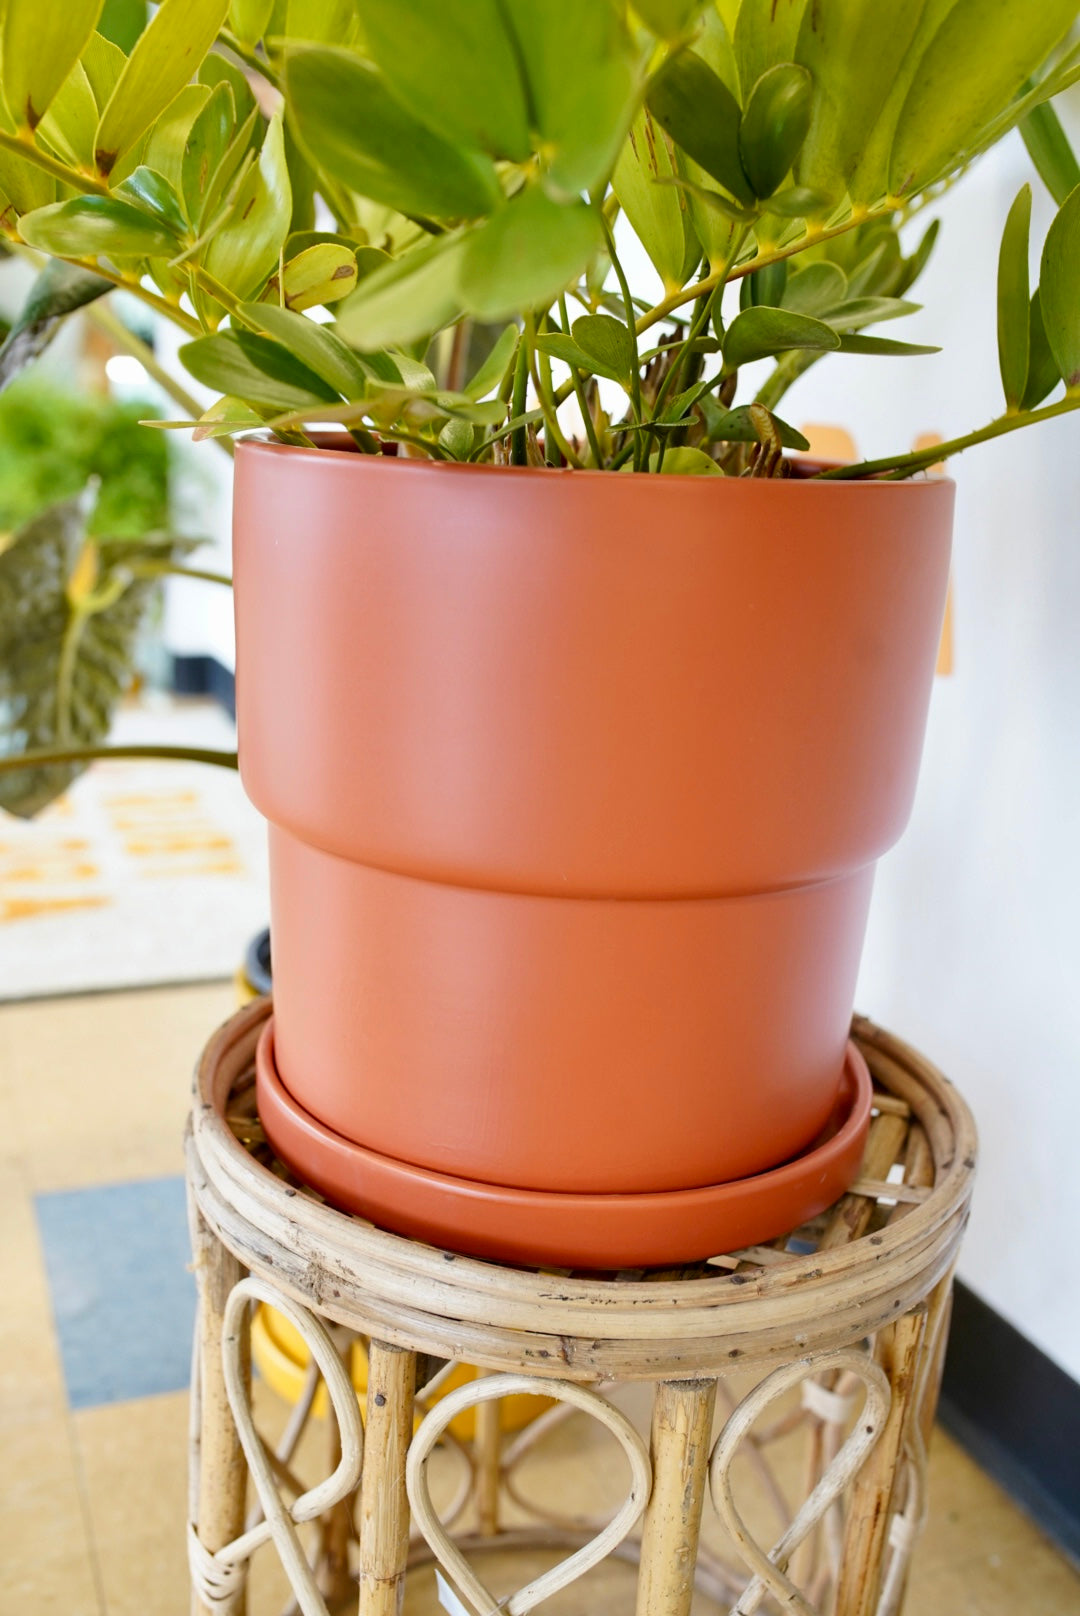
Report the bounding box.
[234,440,953,1265]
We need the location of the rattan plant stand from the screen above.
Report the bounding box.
[185,999,975,1616]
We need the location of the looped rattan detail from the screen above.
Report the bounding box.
[186,999,975,1616]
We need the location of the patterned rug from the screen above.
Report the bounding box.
[0,699,269,999]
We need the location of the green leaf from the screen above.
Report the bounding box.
[199,52,256,125]
[824,296,922,332]
[741,259,787,310]
[237,301,368,396]
[457,189,602,323]
[889,0,1080,197]
[1038,180,1080,388]
[271,242,358,310]
[354,0,530,161]
[765,185,829,217]
[733,0,808,104]
[116,166,188,235]
[82,30,128,113]
[723,305,839,368]
[1,0,103,132]
[698,400,809,449]
[1020,99,1080,207]
[997,184,1032,410]
[20,195,181,259]
[282,0,361,45]
[180,328,341,409]
[335,234,468,349]
[36,63,100,171]
[633,0,708,38]
[647,446,723,474]
[781,261,847,316]
[835,335,940,356]
[533,332,625,384]
[284,46,502,221]
[0,261,112,392]
[463,323,519,400]
[738,64,812,199]
[648,51,754,205]
[204,111,292,300]
[613,108,700,294]
[898,217,941,295]
[795,2,928,202]
[197,103,258,233]
[95,0,231,177]
[144,84,213,196]
[228,0,274,44]
[571,314,635,384]
[501,0,639,195]
[438,416,476,461]
[181,81,235,227]
[1020,289,1061,410]
[660,174,754,223]
[0,498,167,818]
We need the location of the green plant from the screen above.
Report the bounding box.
[0,1,1074,477]
[0,374,209,818]
[2,0,1080,812]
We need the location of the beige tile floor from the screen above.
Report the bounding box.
[1,981,1078,1614]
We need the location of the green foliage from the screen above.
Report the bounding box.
[0,377,169,535]
[0,0,1073,477]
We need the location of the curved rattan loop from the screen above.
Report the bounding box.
[192,1277,364,1616]
[709,1348,892,1616]
[406,1374,651,1614]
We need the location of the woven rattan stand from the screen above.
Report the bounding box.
[185,999,975,1616]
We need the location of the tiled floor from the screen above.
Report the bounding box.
[1,981,1078,1614]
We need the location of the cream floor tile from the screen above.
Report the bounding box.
[0,1158,69,1426]
[0,1412,102,1615]
[73,1392,189,1616]
[1,981,236,1190]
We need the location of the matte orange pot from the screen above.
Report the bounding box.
[233,440,953,1265]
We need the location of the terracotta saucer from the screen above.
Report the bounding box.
[255,1020,873,1270]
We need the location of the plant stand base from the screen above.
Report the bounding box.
[254,1016,873,1268]
[186,999,975,1616]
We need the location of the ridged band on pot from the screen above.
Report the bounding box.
[233,443,953,1244]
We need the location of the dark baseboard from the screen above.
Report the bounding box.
[939,1281,1080,1563]
[170,653,236,718]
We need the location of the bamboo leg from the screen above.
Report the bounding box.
[635,1378,717,1616]
[189,1199,249,1616]
[474,1374,502,1538]
[833,1309,928,1616]
[357,1340,417,1616]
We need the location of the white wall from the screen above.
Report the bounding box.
[784,135,1080,1379]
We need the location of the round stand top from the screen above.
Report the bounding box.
[187,999,975,1382]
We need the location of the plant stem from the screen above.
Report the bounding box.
[559,294,604,467]
[635,202,894,336]
[217,30,283,92]
[815,392,1080,479]
[599,212,644,467]
[0,744,239,775]
[130,563,233,586]
[510,323,530,466]
[527,311,582,468]
[0,127,109,195]
[85,301,235,458]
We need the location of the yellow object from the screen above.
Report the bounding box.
[251,1303,552,1438]
[235,966,260,1004]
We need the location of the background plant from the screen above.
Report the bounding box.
[2,0,1080,811]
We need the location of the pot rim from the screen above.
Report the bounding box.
[234,432,954,492]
